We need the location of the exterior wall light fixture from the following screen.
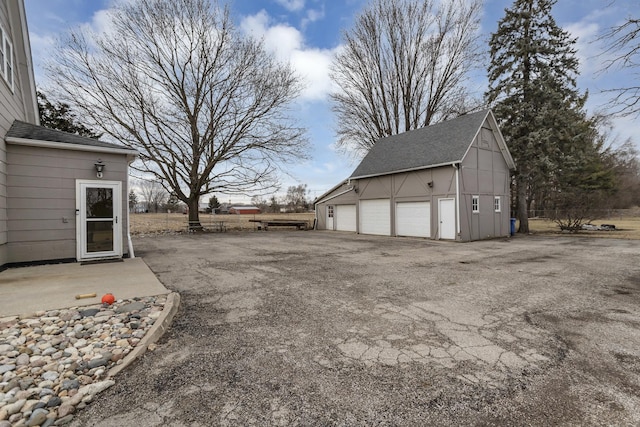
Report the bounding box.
[94,159,105,179]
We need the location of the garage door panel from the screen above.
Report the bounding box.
[360,199,390,236]
[336,205,356,232]
[396,202,430,238]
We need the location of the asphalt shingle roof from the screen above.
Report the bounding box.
[6,120,134,152]
[350,110,490,178]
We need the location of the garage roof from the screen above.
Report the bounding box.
[350,109,513,179]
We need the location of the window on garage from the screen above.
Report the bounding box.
[494,196,501,212]
[328,205,334,218]
[472,195,479,213]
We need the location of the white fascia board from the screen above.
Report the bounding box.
[17,0,39,125]
[315,186,355,205]
[6,136,139,156]
[350,161,459,180]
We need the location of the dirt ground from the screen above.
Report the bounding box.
[71,232,640,426]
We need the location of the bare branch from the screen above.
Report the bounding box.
[46,0,308,227]
[330,0,483,156]
[598,16,640,117]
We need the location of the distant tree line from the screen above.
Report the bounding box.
[251,184,311,213]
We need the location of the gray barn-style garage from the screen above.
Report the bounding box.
[315,109,516,241]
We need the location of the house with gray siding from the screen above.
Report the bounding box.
[1,0,137,269]
[315,110,515,241]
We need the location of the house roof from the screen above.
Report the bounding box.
[350,109,512,179]
[6,120,137,155]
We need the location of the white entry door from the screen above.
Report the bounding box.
[76,180,122,260]
[438,198,456,239]
[396,202,431,238]
[326,205,334,230]
[360,199,390,236]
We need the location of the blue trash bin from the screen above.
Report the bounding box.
[510,218,516,236]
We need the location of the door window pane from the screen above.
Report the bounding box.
[86,188,113,218]
[87,221,114,252]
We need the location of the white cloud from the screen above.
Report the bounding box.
[274,0,306,12]
[28,33,56,67]
[565,21,601,76]
[240,11,338,101]
[301,6,325,29]
[291,48,336,100]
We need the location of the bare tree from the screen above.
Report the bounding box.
[284,184,309,212]
[137,179,168,213]
[599,17,640,117]
[330,0,483,155]
[47,0,307,229]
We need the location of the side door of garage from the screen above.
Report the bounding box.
[360,199,390,236]
[336,205,357,232]
[396,201,431,238]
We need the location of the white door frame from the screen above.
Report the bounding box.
[326,205,335,230]
[438,198,456,240]
[76,180,122,260]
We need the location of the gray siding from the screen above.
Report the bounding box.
[1,0,38,266]
[459,120,511,241]
[6,144,130,263]
[316,167,457,238]
[315,183,357,231]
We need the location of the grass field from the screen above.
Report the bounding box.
[527,216,640,239]
[131,211,640,240]
[130,212,316,235]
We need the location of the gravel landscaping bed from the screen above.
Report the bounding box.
[0,296,166,426]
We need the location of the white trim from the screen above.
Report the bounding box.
[350,161,459,181]
[17,0,40,124]
[6,136,138,155]
[455,164,461,237]
[459,110,515,171]
[76,180,123,260]
[0,22,14,93]
[438,198,456,240]
[315,186,354,205]
[486,111,516,169]
[472,195,480,213]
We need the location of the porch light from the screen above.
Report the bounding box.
[94,159,105,179]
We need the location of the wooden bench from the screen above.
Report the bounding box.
[187,220,226,232]
[249,219,309,231]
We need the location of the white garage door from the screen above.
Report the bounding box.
[396,202,431,238]
[336,205,357,232]
[360,199,390,236]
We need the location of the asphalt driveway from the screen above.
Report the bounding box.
[71,232,640,426]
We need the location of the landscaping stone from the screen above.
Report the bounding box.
[26,408,48,426]
[0,296,166,425]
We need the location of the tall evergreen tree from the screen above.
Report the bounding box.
[486,0,596,232]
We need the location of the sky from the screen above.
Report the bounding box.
[24,0,639,204]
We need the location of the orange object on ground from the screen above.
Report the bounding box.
[101,293,115,305]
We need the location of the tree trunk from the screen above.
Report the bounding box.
[187,198,202,231]
[516,174,529,233]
